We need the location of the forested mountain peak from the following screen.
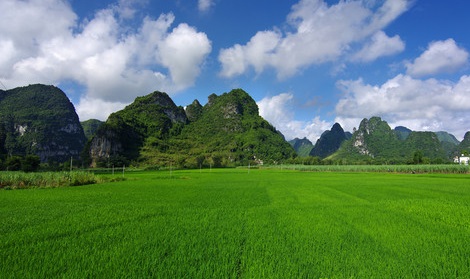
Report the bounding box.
[87,90,187,166]
[330,117,450,164]
[206,88,259,118]
[310,123,347,158]
[0,84,86,162]
[86,88,295,167]
[185,99,203,122]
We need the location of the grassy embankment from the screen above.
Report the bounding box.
[1,169,469,278]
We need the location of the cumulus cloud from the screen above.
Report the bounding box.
[0,0,211,120]
[219,0,410,79]
[406,39,469,77]
[257,93,332,142]
[159,23,212,90]
[335,74,470,139]
[75,96,128,121]
[352,31,405,62]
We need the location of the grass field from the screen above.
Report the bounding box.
[1,169,469,278]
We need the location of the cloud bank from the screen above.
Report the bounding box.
[257,93,332,142]
[335,38,470,139]
[0,0,212,120]
[335,74,470,139]
[219,0,409,79]
[406,39,469,77]
[258,36,470,141]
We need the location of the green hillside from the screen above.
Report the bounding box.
[0,84,86,163]
[81,119,104,140]
[88,89,295,168]
[86,91,188,167]
[2,84,468,168]
[457,132,470,155]
[330,117,449,164]
[310,123,347,158]
[288,138,314,157]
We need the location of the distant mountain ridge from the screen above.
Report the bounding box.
[330,117,462,164]
[1,84,469,167]
[288,138,314,157]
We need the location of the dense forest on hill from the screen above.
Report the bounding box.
[86,89,295,168]
[0,85,86,169]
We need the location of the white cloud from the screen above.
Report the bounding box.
[406,39,469,77]
[335,74,470,139]
[113,0,148,19]
[198,0,214,12]
[159,23,213,90]
[257,93,332,142]
[76,97,127,121]
[352,31,405,62]
[0,0,211,120]
[219,0,410,79]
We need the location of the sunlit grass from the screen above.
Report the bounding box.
[1,169,469,277]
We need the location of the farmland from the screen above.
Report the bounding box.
[1,169,469,278]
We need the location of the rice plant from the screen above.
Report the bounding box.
[1,169,469,277]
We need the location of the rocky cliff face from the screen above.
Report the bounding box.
[0,84,86,162]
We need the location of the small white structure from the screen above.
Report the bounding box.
[455,155,470,165]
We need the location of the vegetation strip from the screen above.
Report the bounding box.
[0,171,124,189]
[265,164,470,173]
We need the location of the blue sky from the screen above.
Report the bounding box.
[1,0,470,141]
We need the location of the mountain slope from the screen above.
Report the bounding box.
[394,126,412,140]
[170,89,296,166]
[457,132,470,155]
[88,89,295,167]
[288,138,314,157]
[405,131,446,162]
[330,117,449,164]
[81,119,104,140]
[87,91,187,166]
[0,84,86,162]
[310,123,347,158]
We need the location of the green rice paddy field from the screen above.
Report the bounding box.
[1,169,469,278]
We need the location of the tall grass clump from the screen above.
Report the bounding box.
[0,171,102,189]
